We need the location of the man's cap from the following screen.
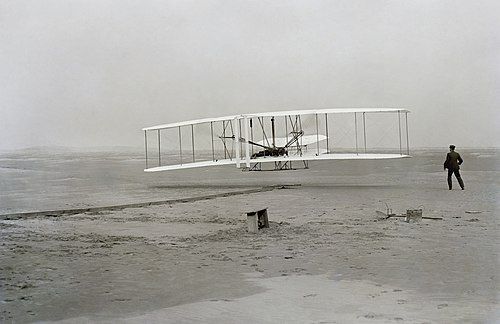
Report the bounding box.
[449,145,456,149]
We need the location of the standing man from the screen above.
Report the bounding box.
[444,145,465,190]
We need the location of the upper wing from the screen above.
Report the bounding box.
[142,108,409,131]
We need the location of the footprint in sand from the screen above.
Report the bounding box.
[360,313,383,319]
[209,298,232,302]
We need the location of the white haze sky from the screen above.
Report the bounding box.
[1,0,499,150]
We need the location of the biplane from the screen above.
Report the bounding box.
[142,108,410,172]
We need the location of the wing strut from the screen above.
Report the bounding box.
[325,113,329,153]
[250,118,254,155]
[178,126,183,165]
[398,110,402,155]
[158,130,161,165]
[244,117,250,167]
[284,116,289,145]
[363,112,367,153]
[271,117,276,148]
[238,119,243,158]
[191,124,195,162]
[235,118,240,167]
[354,113,359,156]
[315,114,319,155]
[405,112,410,155]
[144,130,148,169]
[210,122,215,161]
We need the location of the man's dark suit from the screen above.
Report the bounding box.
[444,151,464,190]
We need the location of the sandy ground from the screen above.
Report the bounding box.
[1,159,499,323]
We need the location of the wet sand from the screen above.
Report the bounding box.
[0,150,499,323]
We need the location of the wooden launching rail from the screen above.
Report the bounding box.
[0,184,301,220]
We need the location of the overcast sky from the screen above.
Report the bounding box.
[1,0,498,150]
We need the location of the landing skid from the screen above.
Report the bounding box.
[244,160,309,171]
